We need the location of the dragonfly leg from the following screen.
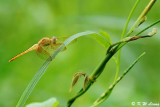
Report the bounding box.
[51,43,56,50]
[45,45,50,52]
[36,45,42,54]
[36,45,52,61]
[55,43,66,51]
[43,49,52,61]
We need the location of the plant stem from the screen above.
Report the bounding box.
[114,0,140,82]
[67,1,158,106]
[67,41,127,107]
[136,19,160,35]
[126,0,157,37]
[68,25,158,106]
[107,32,157,53]
[67,42,137,107]
[115,0,157,83]
[93,52,146,106]
[121,0,140,39]
[67,51,116,107]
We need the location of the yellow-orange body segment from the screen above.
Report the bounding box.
[9,37,59,62]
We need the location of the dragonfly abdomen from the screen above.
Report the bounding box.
[9,44,38,62]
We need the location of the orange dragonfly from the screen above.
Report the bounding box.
[9,36,67,62]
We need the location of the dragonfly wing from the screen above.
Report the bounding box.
[36,46,52,61]
[52,43,67,51]
[56,36,69,43]
[56,36,77,44]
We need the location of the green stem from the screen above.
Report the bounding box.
[68,23,158,106]
[136,19,160,35]
[115,0,157,82]
[115,0,140,82]
[67,50,117,107]
[67,1,158,106]
[121,0,140,39]
[107,32,156,53]
[93,52,146,106]
[126,0,157,37]
[67,42,138,107]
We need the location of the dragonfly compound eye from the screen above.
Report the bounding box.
[52,36,57,44]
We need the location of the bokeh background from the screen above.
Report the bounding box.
[0,0,160,107]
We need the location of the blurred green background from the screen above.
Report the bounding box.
[0,0,160,107]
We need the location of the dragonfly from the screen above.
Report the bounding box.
[9,36,67,62]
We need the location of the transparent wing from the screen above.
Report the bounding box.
[51,43,67,51]
[52,36,77,51]
[56,36,77,44]
[36,46,52,61]
[56,36,69,43]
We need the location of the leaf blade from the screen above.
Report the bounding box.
[93,52,146,106]
[16,31,109,107]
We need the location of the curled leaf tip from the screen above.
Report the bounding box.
[148,28,157,36]
[137,16,147,27]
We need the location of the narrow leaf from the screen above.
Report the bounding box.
[93,52,146,106]
[16,31,109,107]
[136,19,160,35]
[99,30,112,44]
[90,30,111,49]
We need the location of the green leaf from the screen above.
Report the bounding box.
[136,19,160,35]
[90,30,111,49]
[16,31,109,107]
[26,98,59,107]
[99,30,111,44]
[93,52,146,106]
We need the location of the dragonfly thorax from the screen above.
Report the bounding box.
[52,36,57,44]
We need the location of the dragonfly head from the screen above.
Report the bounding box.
[52,36,58,44]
